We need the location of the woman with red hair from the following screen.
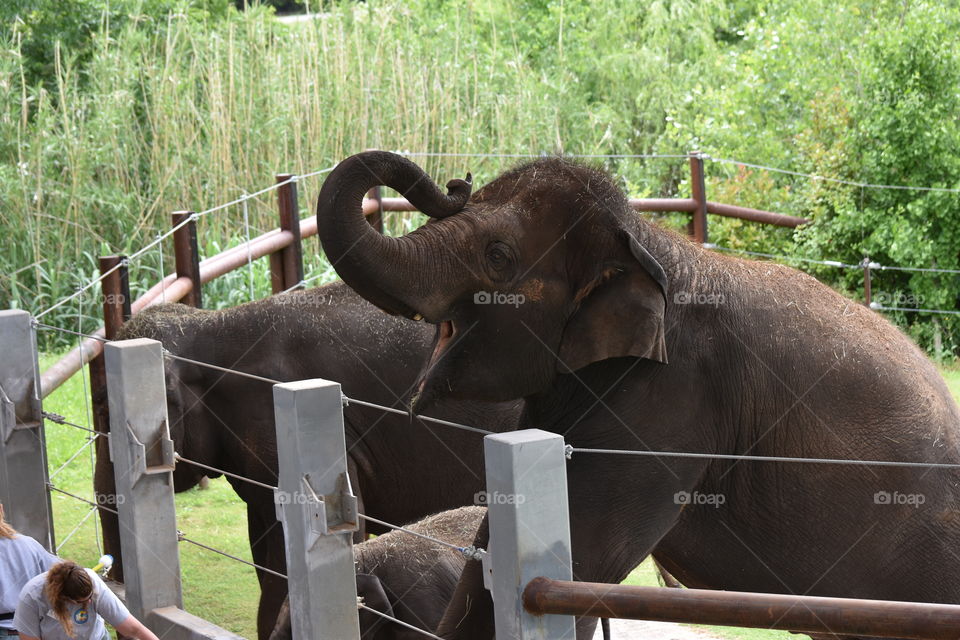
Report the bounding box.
[14,561,158,640]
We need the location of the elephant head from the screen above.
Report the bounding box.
[317,151,668,410]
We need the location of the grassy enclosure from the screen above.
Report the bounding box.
[6,0,960,637]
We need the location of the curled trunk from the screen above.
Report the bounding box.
[316,151,471,320]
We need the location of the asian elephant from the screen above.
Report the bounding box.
[93,282,521,639]
[316,150,960,640]
[268,506,486,640]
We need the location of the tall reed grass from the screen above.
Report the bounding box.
[1,2,698,346]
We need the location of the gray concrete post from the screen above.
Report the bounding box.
[274,379,360,640]
[0,310,54,550]
[484,429,576,639]
[104,338,182,619]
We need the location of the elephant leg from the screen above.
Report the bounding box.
[248,505,288,640]
[437,455,701,639]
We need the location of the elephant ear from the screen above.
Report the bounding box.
[558,231,668,373]
[356,573,394,638]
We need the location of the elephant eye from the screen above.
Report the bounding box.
[485,241,516,279]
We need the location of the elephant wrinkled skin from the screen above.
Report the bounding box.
[317,150,960,640]
[269,506,486,640]
[94,282,520,639]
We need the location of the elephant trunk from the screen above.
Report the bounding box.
[316,151,472,320]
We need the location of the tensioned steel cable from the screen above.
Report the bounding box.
[359,604,445,640]
[568,447,960,469]
[356,512,485,561]
[345,397,494,436]
[35,166,336,320]
[176,532,288,579]
[43,410,110,438]
[173,454,277,492]
[48,484,118,516]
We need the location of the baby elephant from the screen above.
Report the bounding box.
[269,506,485,640]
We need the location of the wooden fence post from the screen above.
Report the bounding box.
[688,151,708,244]
[172,211,202,308]
[862,258,877,308]
[365,186,384,233]
[91,254,131,580]
[271,174,304,294]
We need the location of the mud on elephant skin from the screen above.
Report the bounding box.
[269,506,485,640]
[93,282,521,640]
[317,151,960,640]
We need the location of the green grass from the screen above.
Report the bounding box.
[40,350,960,640]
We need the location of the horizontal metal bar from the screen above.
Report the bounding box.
[706,201,809,228]
[629,197,698,212]
[523,578,960,640]
[372,196,702,214]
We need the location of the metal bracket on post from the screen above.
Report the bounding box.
[105,338,182,623]
[274,379,360,640]
[484,429,576,639]
[0,310,54,551]
[118,419,176,486]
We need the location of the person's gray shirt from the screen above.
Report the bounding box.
[0,535,57,630]
[14,568,129,639]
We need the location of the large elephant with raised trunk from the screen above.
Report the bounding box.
[94,282,521,639]
[316,150,960,640]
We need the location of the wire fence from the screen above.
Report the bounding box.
[18,149,960,637]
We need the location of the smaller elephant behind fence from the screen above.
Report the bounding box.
[95,282,522,639]
[268,506,486,640]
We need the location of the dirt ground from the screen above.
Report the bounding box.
[592,619,726,640]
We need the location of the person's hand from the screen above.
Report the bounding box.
[115,615,160,640]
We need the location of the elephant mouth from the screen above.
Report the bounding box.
[413,320,455,407]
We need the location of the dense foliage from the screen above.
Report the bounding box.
[1,0,958,352]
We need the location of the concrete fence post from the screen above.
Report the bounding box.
[0,310,54,550]
[104,338,182,620]
[484,429,576,639]
[273,379,359,640]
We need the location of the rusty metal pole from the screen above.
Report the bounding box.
[172,211,202,308]
[365,185,384,234]
[91,255,131,580]
[688,151,708,244]
[272,173,304,293]
[523,578,960,640]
